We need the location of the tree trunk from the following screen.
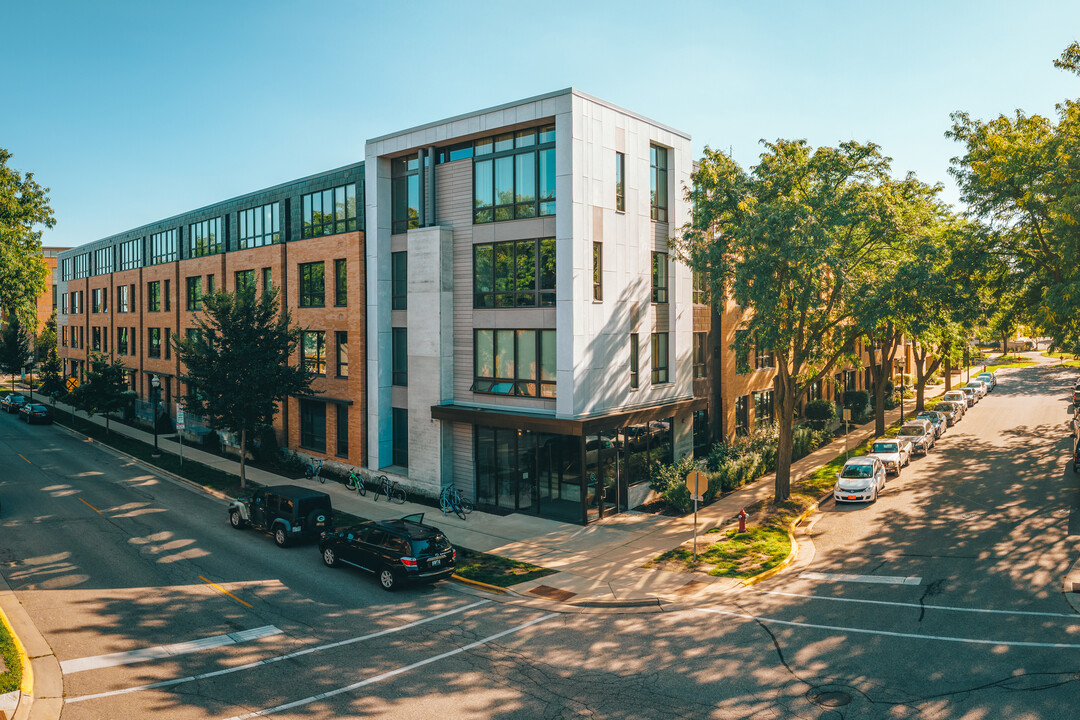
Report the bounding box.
[240,427,247,489]
[943,355,952,391]
[774,385,796,503]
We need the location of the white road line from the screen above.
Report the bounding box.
[60,626,283,674]
[66,599,490,704]
[799,571,922,585]
[219,611,559,720]
[697,607,1080,648]
[759,591,1080,619]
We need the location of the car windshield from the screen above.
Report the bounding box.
[841,464,873,479]
[872,442,899,453]
[899,426,923,435]
[28,405,46,412]
[917,414,937,422]
[411,535,451,555]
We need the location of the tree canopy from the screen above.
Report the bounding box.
[70,354,136,434]
[174,284,314,487]
[0,316,31,391]
[0,149,54,329]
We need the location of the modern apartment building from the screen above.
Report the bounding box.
[57,89,712,525]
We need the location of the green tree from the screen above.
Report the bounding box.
[36,311,57,362]
[677,139,901,502]
[0,149,54,329]
[0,316,31,391]
[37,347,65,404]
[70,353,136,435]
[174,284,314,488]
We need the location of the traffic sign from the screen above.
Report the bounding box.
[65,377,79,392]
[685,469,708,497]
[175,404,186,430]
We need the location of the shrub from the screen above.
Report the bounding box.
[805,399,836,423]
[843,390,870,410]
[650,454,699,495]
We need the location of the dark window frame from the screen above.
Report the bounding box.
[302,331,326,375]
[300,399,327,453]
[188,218,223,258]
[592,242,603,301]
[185,276,202,311]
[754,390,775,425]
[238,201,282,249]
[735,395,749,436]
[335,404,349,458]
[392,327,407,386]
[615,151,625,212]
[650,144,669,222]
[391,251,407,310]
[693,332,707,378]
[334,259,347,307]
[630,333,639,390]
[298,262,325,308]
[473,238,556,308]
[473,328,556,399]
[148,327,162,358]
[335,331,348,378]
[150,229,178,265]
[472,125,556,224]
[651,332,669,384]
[301,184,358,239]
[392,407,408,467]
[652,252,668,303]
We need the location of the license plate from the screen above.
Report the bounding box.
[431,558,441,567]
[848,495,857,500]
[316,521,325,526]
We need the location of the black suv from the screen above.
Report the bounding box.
[319,514,456,591]
[228,485,333,547]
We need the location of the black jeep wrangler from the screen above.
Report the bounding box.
[228,485,334,547]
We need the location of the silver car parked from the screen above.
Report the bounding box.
[834,456,887,503]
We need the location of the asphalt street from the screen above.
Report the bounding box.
[1,359,1078,719]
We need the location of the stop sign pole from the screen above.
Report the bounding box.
[685,470,707,562]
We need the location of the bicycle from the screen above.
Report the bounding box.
[304,458,325,483]
[372,474,406,504]
[439,485,474,520]
[344,469,367,496]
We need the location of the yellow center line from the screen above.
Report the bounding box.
[78,497,102,514]
[18,453,30,464]
[199,575,254,608]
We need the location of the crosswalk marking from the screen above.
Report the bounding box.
[799,571,922,585]
[60,625,282,674]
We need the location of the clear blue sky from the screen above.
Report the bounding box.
[5,0,1079,249]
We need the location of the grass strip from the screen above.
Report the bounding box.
[0,612,23,694]
[652,525,791,578]
[453,548,557,587]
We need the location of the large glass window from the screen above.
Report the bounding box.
[335,405,349,458]
[334,259,347,306]
[473,329,556,398]
[148,328,162,358]
[392,407,408,467]
[652,252,668,303]
[299,262,325,307]
[755,341,775,369]
[235,269,255,293]
[754,390,775,425]
[150,229,178,265]
[630,333,639,389]
[391,155,421,233]
[735,395,749,436]
[593,242,603,301]
[650,144,668,222]
[391,252,407,310]
[693,271,707,305]
[91,288,105,313]
[117,327,128,356]
[392,327,407,386]
[694,332,707,378]
[302,331,326,375]
[473,125,555,223]
[188,218,223,258]
[186,276,202,311]
[94,247,114,275]
[73,253,90,279]
[302,184,358,238]
[473,238,555,308]
[615,152,625,212]
[651,332,669,384]
[335,331,348,377]
[119,239,142,270]
[117,284,130,313]
[300,400,327,453]
[694,409,710,457]
[238,202,281,248]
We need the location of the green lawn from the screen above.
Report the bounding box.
[0,614,22,694]
[652,525,791,578]
[453,548,557,587]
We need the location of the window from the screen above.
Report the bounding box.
[392,155,421,233]
[473,238,556,308]
[652,252,668,303]
[262,268,272,295]
[630,333,639,389]
[694,332,707,378]
[754,390,775,425]
[335,405,349,458]
[736,329,750,374]
[808,379,823,403]
[615,152,625,212]
[73,253,90,279]
[473,125,555,223]
[119,238,142,270]
[693,271,707,305]
[235,269,255,293]
[391,407,409,467]
[755,341,775,369]
[302,331,326,375]
[299,262,325,307]
[651,332,669,384]
[91,327,101,351]
[335,331,348,377]
[693,409,710,457]
[117,284,131,313]
[92,288,104,313]
[150,229,178,264]
[334,259,347,306]
[207,274,215,294]
[61,326,67,347]
[473,329,556,398]
[188,218,223,258]
[164,329,171,359]
[650,144,668,222]
[186,276,203,311]
[128,326,136,355]
[164,279,171,311]
[302,184,358,238]
[238,202,281,248]
[392,328,407,386]
[117,327,128,356]
[61,257,73,281]
[61,293,68,315]
[148,328,162,358]
[592,242,603,301]
[94,246,114,275]
[148,281,161,312]
[72,291,82,314]
[300,400,327,453]
[391,252,407,310]
[735,395,749,436]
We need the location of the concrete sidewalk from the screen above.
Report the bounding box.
[14,378,954,609]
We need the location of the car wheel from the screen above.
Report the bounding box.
[322,547,338,567]
[229,510,244,529]
[274,527,289,547]
[379,567,399,591]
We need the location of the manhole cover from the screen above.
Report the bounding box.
[807,690,852,707]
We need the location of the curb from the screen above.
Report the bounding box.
[450,575,508,595]
[740,492,831,588]
[0,602,32,718]
[570,597,663,608]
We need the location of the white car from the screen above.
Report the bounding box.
[968,380,988,399]
[834,456,887,503]
[960,386,978,405]
[942,390,969,409]
[976,372,996,391]
[868,437,912,476]
[896,419,935,455]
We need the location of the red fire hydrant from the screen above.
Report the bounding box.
[738,509,748,533]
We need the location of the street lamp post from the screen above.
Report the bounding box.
[151,374,161,457]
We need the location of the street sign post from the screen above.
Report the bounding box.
[842,408,851,456]
[176,403,186,466]
[685,469,708,562]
